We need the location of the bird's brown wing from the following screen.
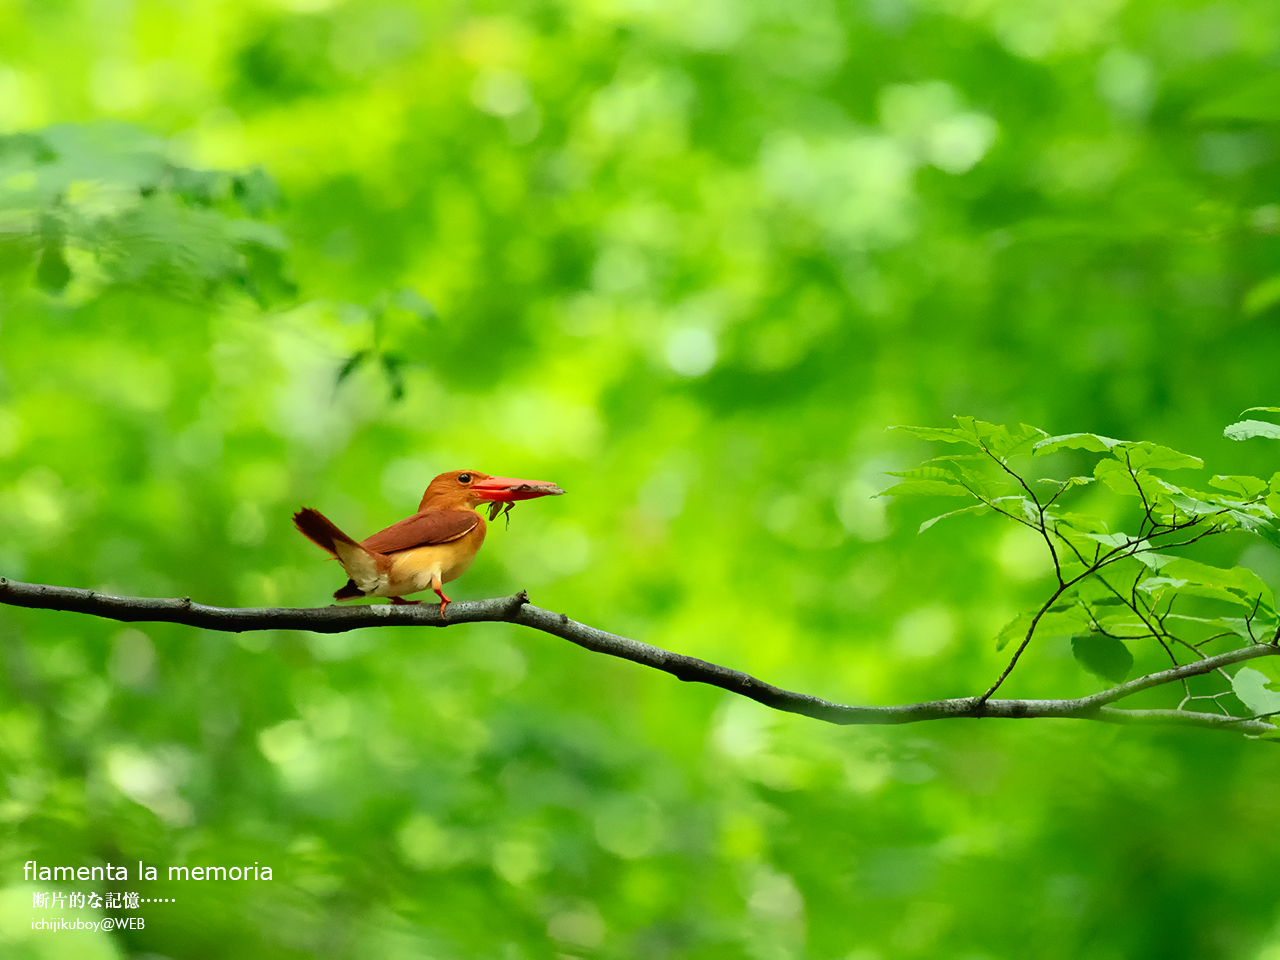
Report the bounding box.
[360,509,480,554]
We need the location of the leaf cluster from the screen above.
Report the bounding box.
[0,122,294,305]
[335,288,440,402]
[885,414,1280,731]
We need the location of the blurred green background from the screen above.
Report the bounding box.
[3,0,1280,957]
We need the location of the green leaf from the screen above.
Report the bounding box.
[885,465,962,481]
[1163,559,1271,596]
[1165,492,1224,517]
[1049,511,1110,534]
[995,612,1034,651]
[1210,475,1268,499]
[1088,613,1152,640]
[1092,458,1132,495]
[1225,420,1280,441]
[1232,667,1280,717]
[1155,559,1276,614]
[1086,532,1149,550]
[956,418,1048,458]
[1220,617,1277,643]
[1134,576,1189,601]
[1111,441,1203,472]
[1018,497,1043,525]
[891,424,983,447]
[996,604,1092,650]
[878,479,973,498]
[1229,511,1280,548]
[1074,576,1130,607]
[893,418,1047,458]
[1266,474,1280,517]
[1164,613,1275,644]
[1093,458,1166,499]
[1033,433,1125,455]
[880,465,967,491]
[1054,524,1125,565]
[947,463,1012,501]
[1035,475,1095,492]
[1071,635,1133,683]
[1242,407,1280,416]
[918,502,992,533]
[1134,551,1177,571]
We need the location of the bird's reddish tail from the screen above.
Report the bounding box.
[293,508,357,557]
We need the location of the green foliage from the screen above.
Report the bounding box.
[1071,635,1134,684]
[6,1,1280,958]
[890,416,1280,723]
[334,287,440,400]
[0,123,292,303]
[1231,667,1280,716]
[1225,419,1280,441]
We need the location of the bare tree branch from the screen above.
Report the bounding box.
[2,578,1277,735]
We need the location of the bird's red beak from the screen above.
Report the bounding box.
[471,476,565,502]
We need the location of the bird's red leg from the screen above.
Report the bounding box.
[430,573,451,618]
[390,596,420,605]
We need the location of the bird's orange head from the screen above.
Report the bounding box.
[418,470,565,512]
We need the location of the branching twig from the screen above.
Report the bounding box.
[2,578,1276,736]
[980,443,1064,586]
[979,504,1235,701]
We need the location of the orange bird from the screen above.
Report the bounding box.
[293,470,564,615]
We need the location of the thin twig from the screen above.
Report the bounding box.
[982,444,1064,586]
[979,510,1230,700]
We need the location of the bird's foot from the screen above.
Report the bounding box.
[428,572,452,619]
[390,597,421,606]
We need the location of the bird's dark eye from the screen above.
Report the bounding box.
[458,473,472,484]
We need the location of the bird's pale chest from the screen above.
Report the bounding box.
[382,521,487,596]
